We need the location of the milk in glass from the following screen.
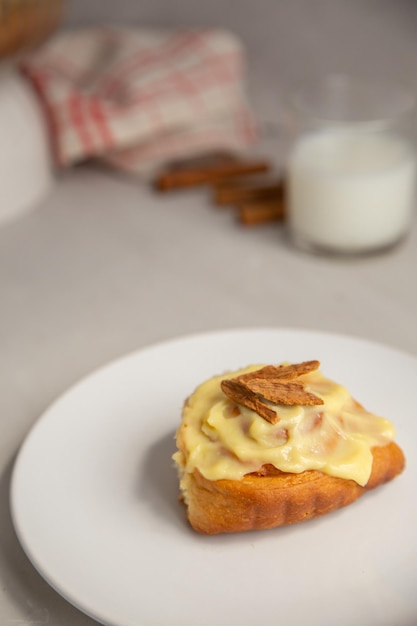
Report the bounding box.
[288,130,416,254]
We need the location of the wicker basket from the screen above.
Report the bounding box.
[0,0,64,59]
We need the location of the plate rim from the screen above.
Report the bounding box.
[9,326,417,626]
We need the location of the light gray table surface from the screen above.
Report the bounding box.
[2,152,417,626]
[2,1,417,624]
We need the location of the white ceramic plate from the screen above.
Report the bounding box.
[10,328,417,626]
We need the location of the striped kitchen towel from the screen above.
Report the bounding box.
[21,26,258,176]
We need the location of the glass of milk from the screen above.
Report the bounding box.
[286,75,416,255]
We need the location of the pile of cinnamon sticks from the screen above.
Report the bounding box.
[154,153,286,226]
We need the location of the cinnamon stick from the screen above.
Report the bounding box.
[237,199,285,225]
[154,156,270,191]
[214,177,284,206]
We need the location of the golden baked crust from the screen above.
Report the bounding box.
[180,442,405,534]
[175,363,406,534]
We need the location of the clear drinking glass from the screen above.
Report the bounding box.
[286,75,417,255]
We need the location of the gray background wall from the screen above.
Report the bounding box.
[62,0,417,127]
